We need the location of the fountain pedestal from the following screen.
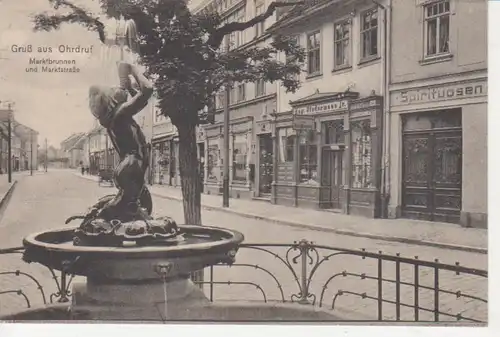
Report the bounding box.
[71,278,209,321]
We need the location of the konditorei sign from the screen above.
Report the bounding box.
[391,81,487,106]
[293,100,348,115]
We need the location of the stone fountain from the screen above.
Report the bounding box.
[0,15,340,323]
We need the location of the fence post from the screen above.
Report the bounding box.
[297,239,311,304]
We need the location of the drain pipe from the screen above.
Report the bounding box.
[372,0,392,218]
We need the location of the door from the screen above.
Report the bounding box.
[258,134,273,195]
[321,149,343,209]
[402,130,462,223]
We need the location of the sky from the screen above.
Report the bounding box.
[0,0,206,147]
[0,0,132,146]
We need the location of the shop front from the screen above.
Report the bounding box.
[271,91,384,218]
[151,136,178,186]
[203,116,253,198]
[255,116,274,198]
[389,75,488,228]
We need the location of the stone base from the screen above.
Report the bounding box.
[71,278,210,321]
[460,211,488,229]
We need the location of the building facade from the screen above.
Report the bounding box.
[267,0,389,217]
[387,0,487,228]
[192,0,280,199]
[0,120,39,173]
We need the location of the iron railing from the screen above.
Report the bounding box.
[0,240,488,323]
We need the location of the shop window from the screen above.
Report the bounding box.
[278,127,295,163]
[299,130,318,183]
[360,9,378,59]
[334,19,351,68]
[232,133,248,182]
[307,31,321,75]
[351,120,372,188]
[207,139,219,181]
[424,0,450,57]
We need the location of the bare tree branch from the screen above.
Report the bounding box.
[207,1,303,49]
[34,0,106,42]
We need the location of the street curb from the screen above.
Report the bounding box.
[0,181,18,221]
[152,192,487,255]
[73,173,487,254]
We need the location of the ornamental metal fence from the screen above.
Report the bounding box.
[0,240,488,323]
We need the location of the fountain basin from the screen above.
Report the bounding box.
[22,225,244,278]
[20,225,244,320]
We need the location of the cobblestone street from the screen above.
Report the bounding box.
[0,171,488,322]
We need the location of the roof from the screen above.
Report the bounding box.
[61,132,86,151]
[269,0,349,32]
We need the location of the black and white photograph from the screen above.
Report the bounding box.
[0,0,492,333]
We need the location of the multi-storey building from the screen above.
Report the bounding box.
[267,0,389,218]
[387,0,487,228]
[193,0,280,199]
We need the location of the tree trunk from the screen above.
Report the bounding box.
[177,121,203,286]
[177,122,202,226]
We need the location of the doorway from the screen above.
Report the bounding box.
[402,109,462,223]
[322,149,343,209]
[258,134,273,196]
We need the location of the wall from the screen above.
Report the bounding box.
[390,0,487,84]
[388,0,488,226]
[277,0,386,113]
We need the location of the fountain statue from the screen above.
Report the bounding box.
[15,15,246,321]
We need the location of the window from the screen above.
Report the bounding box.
[230,86,237,104]
[207,139,219,181]
[324,120,344,144]
[236,8,246,47]
[255,0,265,38]
[255,78,265,97]
[307,31,321,75]
[299,130,318,183]
[424,0,450,57]
[237,83,246,102]
[154,108,165,124]
[286,35,300,80]
[278,128,295,162]
[360,9,378,59]
[351,120,372,188]
[334,20,351,68]
[232,133,248,181]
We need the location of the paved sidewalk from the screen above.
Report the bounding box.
[73,172,488,253]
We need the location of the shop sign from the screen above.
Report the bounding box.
[293,100,348,115]
[393,81,487,106]
[292,114,315,131]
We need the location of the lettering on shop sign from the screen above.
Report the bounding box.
[394,82,487,106]
[293,100,348,115]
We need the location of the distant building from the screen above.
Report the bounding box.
[0,118,39,173]
[60,132,86,168]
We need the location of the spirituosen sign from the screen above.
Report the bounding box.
[292,114,315,131]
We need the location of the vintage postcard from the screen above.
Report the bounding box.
[0,0,491,334]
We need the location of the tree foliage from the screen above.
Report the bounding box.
[34,0,305,127]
